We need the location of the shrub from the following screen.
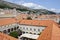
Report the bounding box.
[27,17,32,20]
[9,31,19,38]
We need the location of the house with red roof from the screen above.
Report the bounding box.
[0,18,19,34]
[0,18,60,40]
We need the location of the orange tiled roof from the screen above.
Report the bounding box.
[37,20,60,40]
[19,20,53,27]
[0,18,60,40]
[0,18,17,26]
[0,18,18,40]
[0,32,18,40]
[18,20,60,40]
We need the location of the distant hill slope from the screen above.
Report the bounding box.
[33,9,56,14]
[0,0,32,11]
[0,0,56,14]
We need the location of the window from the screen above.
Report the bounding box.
[59,21,60,24]
[35,17,38,18]
[3,30,6,33]
[26,32,28,33]
[34,29,36,31]
[11,28,13,31]
[8,29,10,32]
[14,27,16,30]
[26,28,28,30]
[30,32,32,34]
[38,29,40,31]
[23,31,25,34]
[30,28,32,30]
[17,26,19,29]
[34,33,36,35]
[23,27,25,29]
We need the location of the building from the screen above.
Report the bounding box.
[0,8,20,18]
[19,20,46,35]
[16,13,60,23]
[0,18,60,40]
[32,14,60,23]
[19,34,39,40]
[18,20,60,40]
[0,8,60,23]
[0,18,19,34]
[37,20,60,40]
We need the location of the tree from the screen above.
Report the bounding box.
[9,31,19,38]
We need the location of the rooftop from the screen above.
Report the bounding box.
[19,20,53,27]
[0,18,60,40]
[0,32,18,40]
[0,18,17,26]
[37,20,60,40]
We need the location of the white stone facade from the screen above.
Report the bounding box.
[0,23,19,34]
[19,25,45,35]
[0,22,45,35]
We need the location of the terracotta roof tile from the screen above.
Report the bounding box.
[0,32,18,40]
[0,18,17,26]
[0,18,60,40]
[19,20,53,27]
[18,20,60,40]
[37,20,60,40]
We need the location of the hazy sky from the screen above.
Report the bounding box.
[4,0,60,13]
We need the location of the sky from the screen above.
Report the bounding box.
[4,0,60,13]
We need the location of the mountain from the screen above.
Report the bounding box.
[0,0,32,11]
[33,9,56,14]
[0,0,56,14]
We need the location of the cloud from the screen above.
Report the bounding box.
[22,3,60,13]
[3,1,60,13]
[48,8,60,13]
[22,3,47,9]
[4,0,25,4]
